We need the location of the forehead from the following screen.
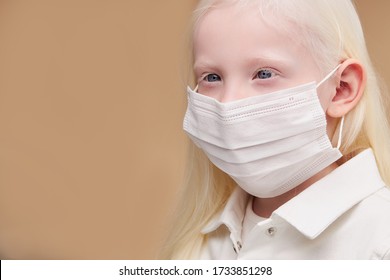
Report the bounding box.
[193,3,307,66]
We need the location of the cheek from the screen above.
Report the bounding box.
[317,84,335,113]
[325,116,339,144]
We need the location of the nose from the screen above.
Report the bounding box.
[218,83,247,103]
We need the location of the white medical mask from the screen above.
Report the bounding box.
[183,66,343,198]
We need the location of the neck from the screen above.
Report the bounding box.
[252,162,339,218]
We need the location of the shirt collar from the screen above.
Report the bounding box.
[201,187,249,235]
[273,148,386,239]
[201,149,386,239]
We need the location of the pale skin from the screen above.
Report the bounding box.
[193,3,366,218]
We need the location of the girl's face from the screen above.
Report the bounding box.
[193,3,336,109]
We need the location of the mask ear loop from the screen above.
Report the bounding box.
[194,85,199,92]
[316,64,342,88]
[317,65,344,150]
[336,116,345,150]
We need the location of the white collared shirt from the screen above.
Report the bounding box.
[200,149,390,259]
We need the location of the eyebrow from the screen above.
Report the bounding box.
[246,55,292,68]
[194,55,291,72]
[193,61,217,73]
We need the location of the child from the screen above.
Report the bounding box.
[161,0,390,259]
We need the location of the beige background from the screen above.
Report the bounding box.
[0,0,388,259]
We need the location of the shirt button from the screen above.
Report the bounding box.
[232,241,242,253]
[267,227,277,236]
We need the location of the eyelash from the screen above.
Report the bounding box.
[200,68,277,83]
[202,73,221,83]
[254,69,276,80]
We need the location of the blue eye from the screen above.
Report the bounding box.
[203,73,221,82]
[256,69,274,79]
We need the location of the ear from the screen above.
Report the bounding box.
[326,59,366,117]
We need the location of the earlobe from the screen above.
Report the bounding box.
[326,59,366,118]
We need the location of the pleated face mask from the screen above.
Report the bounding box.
[183,66,343,198]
